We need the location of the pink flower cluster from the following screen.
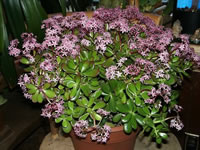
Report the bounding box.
[91,125,111,143]
[170,116,184,131]
[41,100,64,118]
[73,120,89,138]
[147,84,171,104]
[97,109,110,116]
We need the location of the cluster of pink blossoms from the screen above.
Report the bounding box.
[91,125,111,143]
[147,84,171,104]
[73,120,89,138]
[41,100,64,118]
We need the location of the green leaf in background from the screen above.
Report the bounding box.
[2,0,26,39]
[0,2,17,88]
[20,0,47,41]
[58,0,66,16]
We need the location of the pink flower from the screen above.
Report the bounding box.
[41,100,64,118]
[8,39,21,57]
[170,117,184,131]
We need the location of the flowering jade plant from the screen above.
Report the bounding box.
[9,7,200,144]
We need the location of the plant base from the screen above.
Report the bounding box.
[70,126,139,150]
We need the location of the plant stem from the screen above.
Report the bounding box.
[153,116,176,124]
[49,117,59,139]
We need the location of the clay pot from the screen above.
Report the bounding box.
[70,126,139,150]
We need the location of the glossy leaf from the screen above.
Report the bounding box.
[55,117,63,123]
[135,96,141,106]
[130,115,137,130]
[113,114,122,123]
[159,132,168,140]
[116,103,130,113]
[83,67,99,77]
[124,121,132,134]
[62,123,72,133]
[37,93,43,103]
[122,113,131,123]
[43,90,56,98]
[26,84,37,90]
[93,101,105,110]
[79,113,89,120]
[94,113,102,121]
[80,84,91,96]
[91,89,102,99]
[20,57,30,65]
[68,101,74,110]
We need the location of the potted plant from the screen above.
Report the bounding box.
[8,6,200,150]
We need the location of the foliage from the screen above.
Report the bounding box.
[9,7,200,144]
[139,0,161,12]
[0,0,66,88]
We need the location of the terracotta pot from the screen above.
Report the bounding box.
[70,126,139,150]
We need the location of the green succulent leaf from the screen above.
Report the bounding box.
[26,84,37,90]
[80,84,91,96]
[43,90,56,98]
[20,57,30,65]
[130,115,137,130]
[62,123,72,133]
[159,132,168,140]
[93,101,106,110]
[116,103,130,113]
[135,96,141,106]
[79,113,89,120]
[88,97,95,107]
[68,101,74,110]
[43,83,51,89]
[83,67,99,77]
[55,117,63,123]
[91,89,102,99]
[127,83,137,96]
[124,121,132,134]
[113,114,122,123]
[122,113,131,123]
[135,114,145,126]
[94,113,102,121]
[37,93,43,103]
[140,91,150,100]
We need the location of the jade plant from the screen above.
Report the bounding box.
[9,7,200,144]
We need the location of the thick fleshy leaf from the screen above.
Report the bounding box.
[20,57,30,65]
[113,114,122,123]
[43,90,56,98]
[122,113,131,123]
[116,103,130,113]
[124,121,132,134]
[93,101,105,110]
[62,122,72,133]
[37,93,43,103]
[83,67,99,77]
[79,113,89,120]
[94,113,102,121]
[80,84,91,96]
